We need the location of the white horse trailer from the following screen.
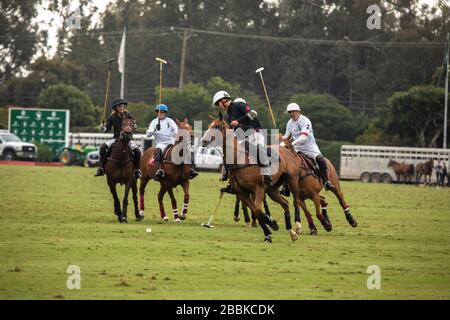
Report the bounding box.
[340,145,450,183]
[67,132,152,151]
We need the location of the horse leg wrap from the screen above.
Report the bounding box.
[284,211,292,230]
[139,195,145,210]
[182,203,189,215]
[322,206,331,225]
[159,202,166,219]
[173,208,179,219]
[263,200,271,217]
[294,207,301,222]
[344,204,350,213]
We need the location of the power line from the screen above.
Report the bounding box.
[3,26,447,49]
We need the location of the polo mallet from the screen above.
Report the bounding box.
[255,67,277,128]
[102,57,117,124]
[155,57,167,104]
[202,191,224,228]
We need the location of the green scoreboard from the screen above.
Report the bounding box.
[8,108,70,157]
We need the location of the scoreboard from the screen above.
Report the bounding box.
[8,107,70,157]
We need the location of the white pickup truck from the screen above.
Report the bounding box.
[194,146,223,171]
[0,130,37,161]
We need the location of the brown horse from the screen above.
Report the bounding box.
[279,136,357,234]
[104,118,140,223]
[387,159,414,183]
[416,158,434,186]
[139,118,193,222]
[233,196,271,228]
[201,115,310,243]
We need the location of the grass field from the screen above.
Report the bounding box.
[0,164,449,300]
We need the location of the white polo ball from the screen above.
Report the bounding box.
[145,227,152,233]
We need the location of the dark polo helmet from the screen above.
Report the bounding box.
[111,98,128,110]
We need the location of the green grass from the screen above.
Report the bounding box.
[0,165,449,300]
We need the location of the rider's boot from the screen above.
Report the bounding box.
[189,166,199,179]
[257,145,272,187]
[220,166,229,181]
[132,147,142,179]
[154,148,164,178]
[316,155,334,191]
[94,144,108,177]
[189,156,199,179]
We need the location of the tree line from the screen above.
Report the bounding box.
[0,0,449,148]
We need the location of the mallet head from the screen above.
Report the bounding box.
[255,67,264,73]
[201,223,214,228]
[156,57,167,64]
[106,57,117,64]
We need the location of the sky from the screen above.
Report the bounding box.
[36,0,442,58]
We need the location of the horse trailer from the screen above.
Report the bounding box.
[339,145,450,183]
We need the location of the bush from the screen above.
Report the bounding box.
[33,142,54,162]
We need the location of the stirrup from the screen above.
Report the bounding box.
[324,181,334,191]
[189,169,199,180]
[155,168,165,178]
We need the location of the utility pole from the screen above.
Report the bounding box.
[177,29,196,90]
[444,33,449,149]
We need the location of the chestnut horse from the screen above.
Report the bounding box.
[388,159,414,183]
[104,118,141,223]
[279,136,358,234]
[139,118,193,222]
[202,115,311,243]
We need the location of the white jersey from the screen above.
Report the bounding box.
[283,114,321,158]
[146,117,178,147]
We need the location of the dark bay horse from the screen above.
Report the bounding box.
[202,115,308,243]
[104,119,140,223]
[233,196,271,228]
[279,136,357,235]
[416,158,434,186]
[139,118,193,223]
[388,159,414,183]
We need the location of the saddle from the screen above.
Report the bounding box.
[148,145,175,167]
[107,141,134,163]
[296,152,320,180]
[163,145,175,163]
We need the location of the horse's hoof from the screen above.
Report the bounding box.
[179,214,186,221]
[251,221,258,228]
[294,222,303,235]
[310,229,318,236]
[174,218,181,224]
[245,222,251,228]
[264,235,272,243]
[120,217,128,224]
[162,216,169,222]
[234,216,240,222]
[289,230,299,241]
[271,220,279,231]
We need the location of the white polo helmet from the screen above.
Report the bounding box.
[212,91,231,105]
[233,98,246,104]
[286,103,301,112]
